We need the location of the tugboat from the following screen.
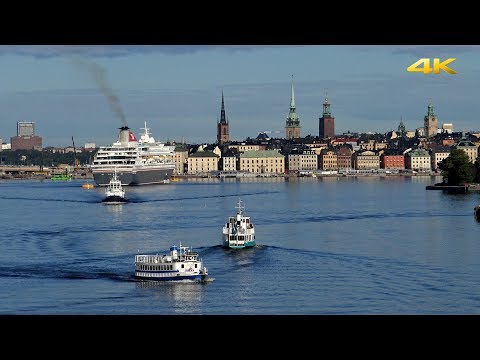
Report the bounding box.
[134,243,209,282]
[222,198,256,249]
[475,205,480,222]
[102,169,128,204]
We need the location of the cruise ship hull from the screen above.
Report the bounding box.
[93,167,174,186]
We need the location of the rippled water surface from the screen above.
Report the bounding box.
[0,176,479,314]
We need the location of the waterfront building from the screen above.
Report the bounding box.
[288,148,318,172]
[285,76,301,140]
[405,148,431,171]
[319,95,335,139]
[174,145,189,174]
[221,149,238,171]
[380,149,405,170]
[187,151,219,175]
[319,148,338,171]
[239,149,285,174]
[337,145,353,170]
[352,150,380,170]
[216,91,230,145]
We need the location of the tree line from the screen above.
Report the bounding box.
[0,149,94,167]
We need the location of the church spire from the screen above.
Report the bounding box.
[290,75,295,109]
[220,90,227,124]
[398,116,406,136]
[285,75,300,140]
[217,90,230,144]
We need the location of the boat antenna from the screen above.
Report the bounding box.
[236,198,244,215]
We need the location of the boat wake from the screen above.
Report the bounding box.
[0,195,100,203]
[127,190,280,204]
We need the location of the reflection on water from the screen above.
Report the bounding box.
[103,203,124,214]
[135,279,210,313]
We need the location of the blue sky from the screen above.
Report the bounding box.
[0,45,478,147]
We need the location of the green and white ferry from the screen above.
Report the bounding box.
[222,199,256,249]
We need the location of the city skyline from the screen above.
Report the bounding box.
[0,45,478,147]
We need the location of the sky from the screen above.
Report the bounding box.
[0,45,478,147]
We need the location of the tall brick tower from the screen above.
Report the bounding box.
[319,95,335,139]
[217,91,230,144]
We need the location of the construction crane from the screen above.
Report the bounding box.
[72,136,79,170]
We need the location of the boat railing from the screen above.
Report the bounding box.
[135,254,171,264]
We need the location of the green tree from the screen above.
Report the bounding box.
[438,149,475,185]
[474,155,480,183]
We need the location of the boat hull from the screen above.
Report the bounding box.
[93,167,174,186]
[222,239,256,249]
[102,195,128,204]
[134,271,208,281]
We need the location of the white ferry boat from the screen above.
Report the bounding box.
[222,199,256,249]
[102,169,128,204]
[134,243,209,282]
[91,122,176,186]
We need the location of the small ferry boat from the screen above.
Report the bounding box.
[222,198,256,249]
[51,174,72,181]
[475,205,480,222]
[134,243,209,282]
[102,169,128,204]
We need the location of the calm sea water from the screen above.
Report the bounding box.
[0,175,479,315]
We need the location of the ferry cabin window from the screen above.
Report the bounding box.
[195,264,197,268]
[181,264,184,268]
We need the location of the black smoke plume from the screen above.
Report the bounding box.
[69,55,128,127]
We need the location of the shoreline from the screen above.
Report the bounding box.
[1,172,443,181]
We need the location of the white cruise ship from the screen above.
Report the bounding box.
[91,122,175,186]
